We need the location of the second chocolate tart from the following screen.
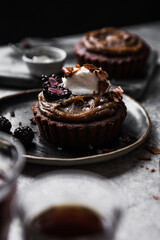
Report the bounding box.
[74,27,150,79]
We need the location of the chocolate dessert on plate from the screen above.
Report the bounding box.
[33,64,127,149]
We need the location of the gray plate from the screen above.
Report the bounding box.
[0,89,151,166]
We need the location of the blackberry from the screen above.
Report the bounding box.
[42,74,48,83]
[42,75,71,101]
[51,74,62,83]
[0,115,12,133]
[14,126,34,145]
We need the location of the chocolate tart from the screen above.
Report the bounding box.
[74,27,150,79]
[33,65,127,149]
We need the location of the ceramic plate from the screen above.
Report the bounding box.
[0,89,151,166]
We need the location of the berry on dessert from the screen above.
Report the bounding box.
[42,74,71,101]
[33,64,127,149]
[0,115,12,133]
[14,126,34,145]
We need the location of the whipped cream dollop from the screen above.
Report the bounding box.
[62,64,110,95]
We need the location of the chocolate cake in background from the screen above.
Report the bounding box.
[74,27,150,79]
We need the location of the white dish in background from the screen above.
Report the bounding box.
[22,46,67,77]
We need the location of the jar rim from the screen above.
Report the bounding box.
[0,131,25,186]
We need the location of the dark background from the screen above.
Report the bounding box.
[0,0,160,45]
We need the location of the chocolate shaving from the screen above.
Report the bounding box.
[30,117,36,124]
[119,133,137,144]
[111,86,124,99]
[145,145,160,155]
[83,63,96,72]
[83,64,109,79]
[10,111,15,117]
[153,195,159,200]
[62,67,74,77]
[113,96,119,102]
[95,69,109,80]
[83,64,110,95]
[98,80,110,96]
[151,168,156,173]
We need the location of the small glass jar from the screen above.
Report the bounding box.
[18,170,123,240]
[0,132,25,240]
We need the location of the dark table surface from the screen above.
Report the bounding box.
[1,21,160,240]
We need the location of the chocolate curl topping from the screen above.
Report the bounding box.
[111,86,124,99]
[84,64,109,79]
[83,63,97,72]
[98,80,110,96]
[95,68,109,80]
[62,67,74,77]
[62,64,109,80]
[84,64,110,95]
[62,66,82,77]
